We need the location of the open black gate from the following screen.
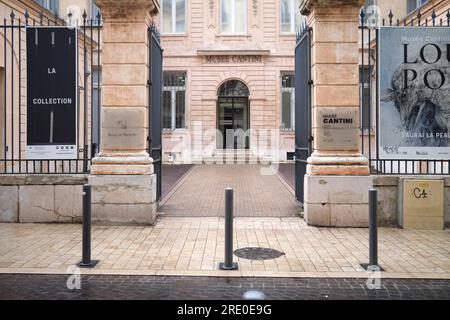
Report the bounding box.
[294,26,312,204]
[148,25,163,201]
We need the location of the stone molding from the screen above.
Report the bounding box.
[0,175,88,186]
[94,0,159,20]
[300,0,366,16]
[197,50,271,56]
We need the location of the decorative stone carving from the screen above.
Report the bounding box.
[94,0,159,19]
[300,0,366,15]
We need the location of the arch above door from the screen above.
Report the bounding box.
[217,80,250,97]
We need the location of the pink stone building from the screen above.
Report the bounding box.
[158,0,304,163]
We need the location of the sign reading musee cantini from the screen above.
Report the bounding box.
[26,27,78,160]
[379,27,450,160]
[204,55,262,64]
[315,107,359,151]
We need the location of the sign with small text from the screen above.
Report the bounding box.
[402,179,444,230]
[26,27,78,159]
[204,55,262,64]
[379,27,450,160]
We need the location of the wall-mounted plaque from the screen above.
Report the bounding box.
[402,179,444,230]
[315,107,359,151]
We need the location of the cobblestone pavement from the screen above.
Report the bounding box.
[159,164,299,217]
[0,217,449,279]
[161,164,194,198]
[0,274,449,300]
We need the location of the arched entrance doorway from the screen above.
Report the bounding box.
[217,80,250,149]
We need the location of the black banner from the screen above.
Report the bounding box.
[26,27,77,159]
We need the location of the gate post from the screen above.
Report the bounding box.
[88,0,160,225]
[300,0,372,227]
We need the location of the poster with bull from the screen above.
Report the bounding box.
[379,27,450,160]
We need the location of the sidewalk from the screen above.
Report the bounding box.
[0,217,449,279]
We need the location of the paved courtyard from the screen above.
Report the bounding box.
[159,164,299,217]
[0,217,448,279]
[1,274,449,300]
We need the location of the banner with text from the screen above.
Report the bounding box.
[379,27,450,160]
[26,27,78,159]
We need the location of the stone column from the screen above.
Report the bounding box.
[300,0,372,227]
[89,0,159,224]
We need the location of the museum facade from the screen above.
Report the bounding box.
[158,0,303,163]
[0,0,449,227]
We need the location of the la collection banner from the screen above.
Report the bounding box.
[379,27,450,160]
[26,27,78,160]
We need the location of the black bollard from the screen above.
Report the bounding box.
[78,184,98,268]
[219,188,238,270]
[361,189,383,271]
[369,189,378,267]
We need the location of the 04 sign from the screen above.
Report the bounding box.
[26,27,78,160]
[402,179,444,230]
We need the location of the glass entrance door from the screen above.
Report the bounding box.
[218,97,249,149]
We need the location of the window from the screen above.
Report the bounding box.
[281,73,295,130]
[34,0,59,15]
[162,0,186,34]
[407,0,429,13]
[163,72,186,130]
[280,0,302,33]
[220,0,246,34]
[91,1,101,24]
[360,66,372,130]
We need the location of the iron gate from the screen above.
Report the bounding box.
[148,25,163,201]
[0,10,101,174]
[294,25,312,204]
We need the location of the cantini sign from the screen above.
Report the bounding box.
[379,27,450,160]
[204,55,262,64]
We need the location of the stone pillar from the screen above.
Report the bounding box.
[300,0,372,227]
[89,0,159,225]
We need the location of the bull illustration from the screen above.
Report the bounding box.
[382,53,450,147]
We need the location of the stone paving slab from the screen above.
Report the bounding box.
[1,274,449,300]
[159,165,299,217]
[0,217,449,279]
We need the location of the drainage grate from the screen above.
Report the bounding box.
[234,247,285,261]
